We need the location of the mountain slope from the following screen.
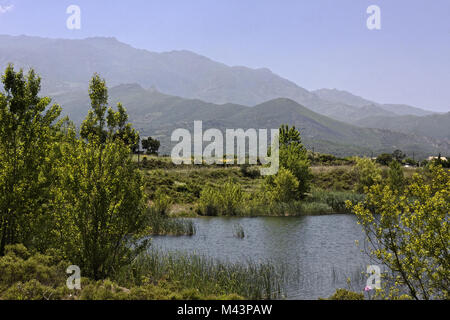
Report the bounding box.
[355,112,450,141]
[1,34,426,124]
[54,85,449,158]
[313,88,434,117]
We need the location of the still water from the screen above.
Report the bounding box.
[151,214,370,299]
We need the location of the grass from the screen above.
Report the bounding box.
[308,189,365,214]
[117,250,289,299]
[0,244,245,300]
[140,158,372,217]
[147,208,196,236]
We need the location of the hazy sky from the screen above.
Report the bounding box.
[0,0,449,112]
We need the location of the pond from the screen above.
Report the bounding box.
[150,214,371,299]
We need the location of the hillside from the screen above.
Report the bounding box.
[54,85,449,158]
[355,112,450,142]
[313,88,434,118]
[0,34,419,124]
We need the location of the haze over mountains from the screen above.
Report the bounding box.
[0,34,448,158]
[54,83,448,158]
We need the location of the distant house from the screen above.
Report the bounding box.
[428,156,448,161]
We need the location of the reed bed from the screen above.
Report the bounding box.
[119,250,289,299]
[147,209,196,236]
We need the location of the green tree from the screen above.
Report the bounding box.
[403,158,417,166]
[392,149,406,162]
[387,160,405,192]
[81,74,139,149]
[142,136,160,155]
[0,65,61,254]
[279,124,302,147]
[54,74,148,279]
[350,164,449,299]
[264,168,299,203]
[353,157,382,193]
[376,153,393,166]
[277,124,311,197]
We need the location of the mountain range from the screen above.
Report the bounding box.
[0,34,448,158]
[53,84,448,158]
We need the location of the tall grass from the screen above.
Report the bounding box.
[117,250,289,299]
[308,189,365,214]
[147,208,196,236]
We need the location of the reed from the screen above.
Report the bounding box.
[147,208,196,236]
[118,250,289,299]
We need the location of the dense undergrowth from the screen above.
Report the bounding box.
[0,244,287,300]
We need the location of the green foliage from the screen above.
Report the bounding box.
[199,180,245,216]
[376,153,393,166]
[279,124,302,147]
[239,164,260,178]
[81,74,139,148]
[309,189,365,214]
[353,157,382,193]
[142,136,160,155]
[152,188,172,216]
[387,160,405,192]
[117,250,287,299]
[404,158,417,166]
[264,168,300,203]
[326,288,364,300]
[0,244,244,300]
[0,65,62,254]
[0,244,70,300]
[277,125,312,197]
[311,167,357,191]
[392,149,406,162]
[350,165,449,299]
[147,208,195,236]
[52,75,149,280]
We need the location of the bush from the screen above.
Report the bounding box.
[326,288,364,300]
[0,244,70,300]
[198,180,245,216]
[312,168,357,191]
[264,168,300,203]
[152,188,172,216]
[240,164,260,178]
[309,189,365,214]
[279,145,311,197]
[353,157,382,193]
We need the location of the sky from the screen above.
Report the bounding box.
[0,0,449,112]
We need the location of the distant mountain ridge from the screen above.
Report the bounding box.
[313,88,434,117]
[1,34,447,157]
[0,34,436,123]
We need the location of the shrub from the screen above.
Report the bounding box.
[350,165,450,299]
[353,157,382,193]
[198,180,245,216]
[264,168,300,203]
[310,189,365,214]
[326,288,364,300]
[152,188,172,216]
